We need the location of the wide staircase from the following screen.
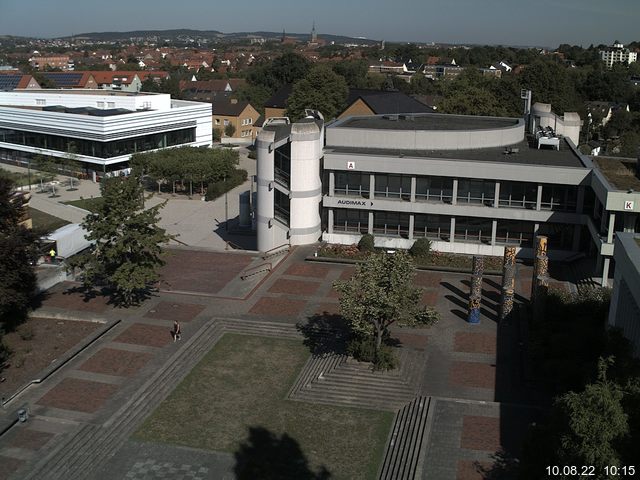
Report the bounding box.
[378,396,432,480]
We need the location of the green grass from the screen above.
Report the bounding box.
[134,334,393,480]
[63,197,104,213]
[29,207,70,233]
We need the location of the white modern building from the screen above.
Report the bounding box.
[600,42,638,68]
[0,89,212,174]
[256,105,640,286]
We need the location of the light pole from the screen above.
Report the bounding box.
[224,175,229,232]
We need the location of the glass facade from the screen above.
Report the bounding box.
[415,176,453,203]
[498,181,538,209]
[374,174,412,200]
[335,172,369,197]
[540,184,577,212]
[274,143,291,187]
[334,208,368,233]
[495,220,534,247]
[0,127,195,159]
[454,216,494,244]
[457,179,496,205]
[413,214,451,240]
[373,211,410,237]
[274,189,290,226]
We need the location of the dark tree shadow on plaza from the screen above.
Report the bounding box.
[234,426,331,480]
[473,449,520,480]
[297,312,349,356]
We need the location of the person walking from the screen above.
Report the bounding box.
[49,248,56,264]
[173,320,181,342]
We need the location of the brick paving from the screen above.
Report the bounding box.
[422,289,439,306]
[415,271,442,288]
[115,324,173,348]
[159,249,253,294]
[144,301,205,322]
[41,282,110,313]
[391,331,429,350]
[284,263,330,278]
[457,459,492,480]
[312,302,341,317]
[36,378,119,413]
[267,278,320,295]
[0,455,24,480]
[450,361,496,389]
[79,348,153,377]
[454,332,497,355]
[3,428,53,450]
[248,297,307,316]
[460,416,501,451]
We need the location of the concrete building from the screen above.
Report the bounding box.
[600,42,638,68]
[0,89,212,175]
[256,107,640,286]
[212,99,260,145]
[608,233,640,356]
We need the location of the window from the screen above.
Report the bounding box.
[248,118,253,124]
[97,101,105,108]
[495,220,534,247]
[457,179,495,205]
[107,102,115,108]
[414,214,451,240]
[223,119,229,126]
[335,172,369,197]
[214,118,220,125]
[274,189,290,226]
[373,212,410,237]
[415,176,453,203]
[36,99,46,106]
[455,217,494,244]
[334,208,368,233]
[374,174,412,200]
[498,182,538,209]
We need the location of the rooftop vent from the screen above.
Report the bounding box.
[383,114,398,121]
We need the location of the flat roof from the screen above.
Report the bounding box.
[593,156,640,191]
[327,137,585,168]
[337,114,519,131]
[8,89,154,97]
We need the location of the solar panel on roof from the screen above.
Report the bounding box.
[0,75,21,90]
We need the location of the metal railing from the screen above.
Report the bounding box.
[240,262,272,280]
[225,240,244,250]
[262,243,290,260]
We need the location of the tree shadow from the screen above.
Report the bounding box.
[443,281,499,322]
[234,426,331,480]
[297,312,349,356]
[473,449,520,480]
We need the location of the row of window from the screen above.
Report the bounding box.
[333,172,579,212]
[0,128,195,159]
[332,209,577,249]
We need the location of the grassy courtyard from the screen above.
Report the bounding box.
[135,334,393,480]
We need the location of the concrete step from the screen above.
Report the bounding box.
[302,380,414,402]
[292,390,407,411]
[312,375,415,395]
[379,396,431,480]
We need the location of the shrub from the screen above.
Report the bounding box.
[18,324,34,341]
[0,336,11,365]
[347,334,398,371]
[400,307,440,327]
[205,169,248,201]
[358,233,375,252]
[410,238,431,259]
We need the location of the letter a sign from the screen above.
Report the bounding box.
[625,200,634,210]
[347,161,356,170]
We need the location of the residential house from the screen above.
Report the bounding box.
[600,41,638,68]
[212,99,260,144]
[39,72,98,88]
[338,90,435,119]
[585,101,629,127]
[368,61,407,74]
[180,79,246,103]
[264,84,294,119]
[0,73,41,90]
[30,54,72,71]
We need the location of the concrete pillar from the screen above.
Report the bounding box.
[600,204,608,233]
[409,214,415,240]
[368,211,374,234]
[536,184,543,211]
[410,176,416,202]
[369,174,375,200]
[452,179,458,205]
[576,185,585,214]
[328,209,334,234]
[607,212,616,244]
[533,223,540,237]
[491,220,497,246]
[328,171,335,196]
[500,245,517,322]
[494,182,500,208]
[449,217,456,243]
[601,257,611,287]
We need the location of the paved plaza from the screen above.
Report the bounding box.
[0,242,570,479]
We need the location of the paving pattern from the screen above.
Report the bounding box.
[0,245,566,480]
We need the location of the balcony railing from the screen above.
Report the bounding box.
[333,222,368,234]
[334,186,369,198]
[274,167,290,187]
[274,205,290,226]
[372,225,410,238]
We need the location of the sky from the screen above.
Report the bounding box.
[0,0,638,48]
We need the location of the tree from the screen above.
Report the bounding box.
[224,123,236,138]
[334,252,422,364]
[69,176,171,306]
[555,358,629,470]
[285,65,349,121]
[0,173,39,332]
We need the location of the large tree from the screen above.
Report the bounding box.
[285,65,349,121]
[334,252,422,361]
[0,173,39,331]
[70,176,171,306]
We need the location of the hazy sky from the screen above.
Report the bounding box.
[0,0,638,47]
